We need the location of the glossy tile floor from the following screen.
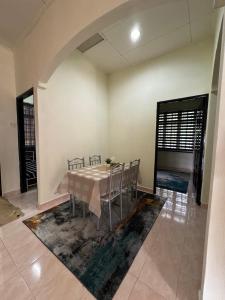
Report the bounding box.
[0,187,207,300]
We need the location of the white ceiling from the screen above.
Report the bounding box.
[83,0,217,74]
[0,0,53,48]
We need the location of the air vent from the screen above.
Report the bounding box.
[77,33,104,53]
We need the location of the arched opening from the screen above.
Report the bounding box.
[30,1,218,298]
[39,0,166,84]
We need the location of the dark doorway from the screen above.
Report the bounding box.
[0,165,2,197]
[16,89,37,193]
[154,94,208,205]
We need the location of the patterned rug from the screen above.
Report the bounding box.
[156,170,190,194]
[24,192,165,300]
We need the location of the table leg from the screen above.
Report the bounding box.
[120,193,123,220]
[97,217,100,231]
[109,201,112,231]
[82,202,86,218]
[72,193,75,217]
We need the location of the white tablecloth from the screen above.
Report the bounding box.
[57,165,114,217]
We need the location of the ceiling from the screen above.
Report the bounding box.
[82,0,217,74]
[0,0,217,68]
[0,0,53,48]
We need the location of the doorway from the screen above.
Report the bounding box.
[16,88,37,193]
[154,94,208,204]
[0,165,2,197]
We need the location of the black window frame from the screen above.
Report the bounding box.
[23,102,36,147]
[157,108,204,153]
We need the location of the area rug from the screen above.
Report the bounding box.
[0,197,24,226]
[156,170,190,194]
[23,192,165,300]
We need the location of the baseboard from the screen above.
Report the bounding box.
[137,185,154,194]
[38,193,70,211]
[3,189,21,199]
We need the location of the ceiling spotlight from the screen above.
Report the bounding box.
[130,26,141,43]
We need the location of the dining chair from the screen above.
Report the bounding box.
[98,163,125,231]
[89,155,101,166]
[67,157,85,217]
[121,164,132,198]
[67,157,85,170]
[129,159,140,201]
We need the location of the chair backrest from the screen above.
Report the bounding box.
[129,159,140,186]
[108,163,125,198]
[89,155,101,166]
[67,157,85,171]
[122,164,132,189]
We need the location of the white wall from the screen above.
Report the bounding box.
[157,151,193,173]
[36,51,108,204]
[201,9,225,299]
[108,39,213,190]
[0,45,19,194]
[201,9,224,205]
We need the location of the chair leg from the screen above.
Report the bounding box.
[126,190,129,214]
[70,194,73,210]
[72,197,75,217]
[97,217,100,231]
[130,186,134,201]
[109,201,112,231]
[135,186,138,202]
[97,201,103,231]
[120,193,123,220]
[82,202,86,218]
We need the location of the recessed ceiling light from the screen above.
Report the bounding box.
[130,26,141,43]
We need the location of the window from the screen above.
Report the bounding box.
[23,103,35,146]
[157,109,203,152]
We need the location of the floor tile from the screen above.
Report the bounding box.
[1,224,38,251]
[21,251,66,295]
[145,218,162,242]
[128,247,148,278]
[129,280,165,300]
[138,255,178,300]
[0,238,5,250]
[179,252,203,281]
[35,269,84,300]
[183,235,205,259]
[0,273,33,300]
[0,186,207,300]
[8,237,48,270]
[176,277,201,300]
[81,288,96,300]
[113,273,137,300]
[0,247,18,286]
[142,231,183,272]
[0,221,29,241]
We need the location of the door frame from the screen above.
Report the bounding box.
[195,96,208,204]
[16,88,34,193]
[153,94,208,204]
[0,165,2,197]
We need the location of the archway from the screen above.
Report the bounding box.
[39,0,164,84]
[32,0,167,205]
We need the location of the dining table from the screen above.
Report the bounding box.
[56,164,130,218]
